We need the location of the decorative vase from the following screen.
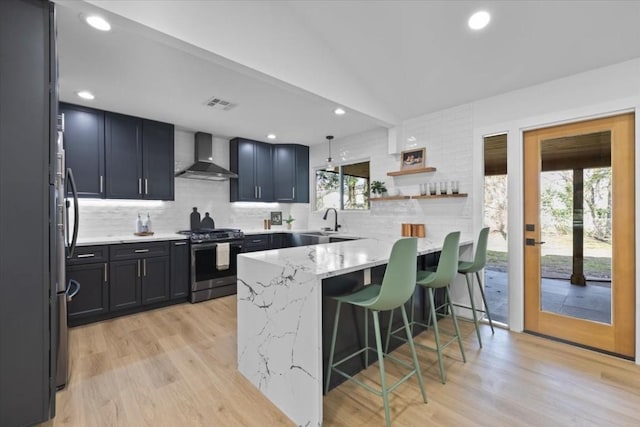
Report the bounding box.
[287,223,292,230]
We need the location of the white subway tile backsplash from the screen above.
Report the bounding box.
[309,104,474,241]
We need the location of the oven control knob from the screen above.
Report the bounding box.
[204,233,211,240]
[197,234,204,241]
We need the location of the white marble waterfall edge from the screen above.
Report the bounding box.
[237,256,322,426]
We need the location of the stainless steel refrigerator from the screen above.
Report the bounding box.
[55,116,81,390]
[0,0,60,425]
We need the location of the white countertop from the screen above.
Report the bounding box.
[239,235,473,279]
[76,233,187,246]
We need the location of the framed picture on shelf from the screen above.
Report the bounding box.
[400,148,426,170]
[270,211,282,226]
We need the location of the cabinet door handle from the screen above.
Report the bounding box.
[104,263,108,283]
[251,239,263,243]
[134,249,149,253]
[143,259,147,277]
[174,242,187,246]
[100,175,104,193]
[254,186,258,199]
[137,259,141,277]
[145,178,148,195]
[138,178,142,195]
[77,253,95,258]
[292,187,295,199]
[258,186,262,199]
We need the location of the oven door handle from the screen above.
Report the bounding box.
[191,241,243,251]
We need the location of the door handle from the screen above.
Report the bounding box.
[137,259,141,277]
[145,178,148,195]
[292,187,295,199]
[100,175,104,193]
[138,178,142,195]
[174,242,187,246]
[134,249,149,253]
[104,263,108,283]
[143,259,147,277]
[525,238,546,246]
[77,253,95,258]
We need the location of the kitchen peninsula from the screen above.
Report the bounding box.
[237,236,472,426]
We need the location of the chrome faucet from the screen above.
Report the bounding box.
[322,208,341,232]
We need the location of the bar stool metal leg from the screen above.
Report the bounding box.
[400,304,427,403]
[464,272,483,347]
[372,310,391,427]
[446,287,466,363]
[325,301,342,394]
[476,271,495,334]
[427,288,446,384]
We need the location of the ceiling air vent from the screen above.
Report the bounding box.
[205,96,236,111]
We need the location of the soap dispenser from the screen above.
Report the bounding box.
[135,213,143,233]
[144,212,152,233]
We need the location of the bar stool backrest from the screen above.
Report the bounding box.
[468,227,490,272]
[371,237,418,311]
[428,231,461,288]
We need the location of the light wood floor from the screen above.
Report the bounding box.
[49,296,640,426]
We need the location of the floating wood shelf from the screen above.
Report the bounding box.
[386,167,437,176]
[411,193,468,199]
[370,193,468,202]
[370,195,411,201]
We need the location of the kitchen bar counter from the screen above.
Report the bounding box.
[237,235,472,426]
[76,233,187,246]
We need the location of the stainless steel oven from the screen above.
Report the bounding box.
[178,228,244,303]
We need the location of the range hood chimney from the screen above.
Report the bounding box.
[175,132,237,181]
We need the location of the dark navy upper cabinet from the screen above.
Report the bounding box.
[60,103,105,198]
[273,145,296,202]
[273,144,309,203]
[295,144,310,203]
[104,112,174,200]
[230,138,274,202]
[105,112,143,199]
[142,119,174,200]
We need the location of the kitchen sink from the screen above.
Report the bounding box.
[299,231,337,236]
[290,232,359,247]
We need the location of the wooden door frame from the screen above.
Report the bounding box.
[523,113,635,358]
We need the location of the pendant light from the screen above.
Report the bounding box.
[326,135,335,171]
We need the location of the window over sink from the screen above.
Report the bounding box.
[315,161,370,211]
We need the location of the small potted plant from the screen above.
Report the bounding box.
[284,214,295,230]
[370,180,387,197]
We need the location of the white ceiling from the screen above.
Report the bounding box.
[56,0,640,145]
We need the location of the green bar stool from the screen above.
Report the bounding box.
[324,237,427,427]
[385,231,466,384]
[455,227,495,348]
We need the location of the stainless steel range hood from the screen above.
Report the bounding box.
[175,132,237,181]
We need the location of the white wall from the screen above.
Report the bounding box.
[76,129,307,238]
[308,105,474,241]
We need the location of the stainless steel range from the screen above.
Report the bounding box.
[177,228,244,303]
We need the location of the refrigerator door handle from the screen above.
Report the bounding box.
[65,168,79,258]
[66,279,81,302]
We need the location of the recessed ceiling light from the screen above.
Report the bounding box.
[468,11,490,30]
[77,90,95,100]
[334,107,346,116]
[267,133,276,140]
[85,15,111,31]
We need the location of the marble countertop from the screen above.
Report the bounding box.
[239,235,473,279]
[76,233,188,246]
